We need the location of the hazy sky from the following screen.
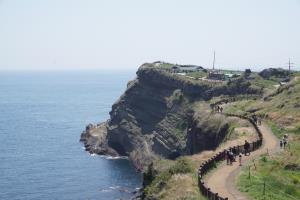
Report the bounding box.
[0,0,299,71]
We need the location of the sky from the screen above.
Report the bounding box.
[0,0,299,71]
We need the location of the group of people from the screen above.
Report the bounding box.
[211,104,223,113]
[252,114,262,126]
[280,134,289,149]
[225,140,251,166]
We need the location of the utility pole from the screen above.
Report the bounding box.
[287,58,294,77]
[212,51,216,70]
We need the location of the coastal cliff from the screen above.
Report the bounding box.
[80,62,261,169]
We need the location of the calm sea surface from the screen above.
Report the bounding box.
[0,70,142,200]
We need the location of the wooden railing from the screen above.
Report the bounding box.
[197,113,263,200]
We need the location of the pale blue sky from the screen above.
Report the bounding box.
[0,0,299,71]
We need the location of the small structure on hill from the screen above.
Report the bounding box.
[206,51,225,80]
[224,73,241,80]
[208,70,225,80]
[171,65,203,73]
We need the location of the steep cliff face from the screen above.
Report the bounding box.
[81,63,261,169]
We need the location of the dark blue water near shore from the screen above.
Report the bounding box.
[0,70,142,200]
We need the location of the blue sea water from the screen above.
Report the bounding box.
[0,70,142,200]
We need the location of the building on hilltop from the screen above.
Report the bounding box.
[207,70,225,80]
[224,72,241,80]
[171,65,203,73]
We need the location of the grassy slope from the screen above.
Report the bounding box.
[224,76,300,200]
[143,157,206,200]
[142,67,299,200]
[143,101,257,200]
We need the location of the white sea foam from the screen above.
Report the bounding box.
[106,156,128,160]
[90,154,128,160]
[109,186,120,189]
[99,189,111,192]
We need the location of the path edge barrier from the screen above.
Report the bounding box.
[197,112,263,200]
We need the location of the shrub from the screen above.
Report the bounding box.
[144,157,193,199]
[261,156,268,162]
[169,157,193,175]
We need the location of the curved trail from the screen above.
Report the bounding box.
[205,123,279,200]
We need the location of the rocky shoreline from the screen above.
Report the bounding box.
[80,123,119,157]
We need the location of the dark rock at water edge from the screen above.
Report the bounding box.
[80,62,262,170]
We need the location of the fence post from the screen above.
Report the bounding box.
[207,188,210,198]
[248,166,251,179]
[263,180,266,199]
[215,193,219,200]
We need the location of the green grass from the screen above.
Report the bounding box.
[223,99,258,116]
[156,62,174,69]
[268,121,286,138]
[143,157,204,200]
[237,125,300,200]
[238,154,300,199]
[226,78,300,200]
[186,71,208,79]
[250,74,280,89]
[224,122,239,141]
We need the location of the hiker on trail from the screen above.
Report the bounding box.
[244,140,250,156]
[280,140,283,149]
[232,146,237,160]
[229,150,234,165]
[226,150,230,165]
[258,117,262,125]
[252,115,258,125]
[220,107,223,113]
[283,137,288,149]
[239,153,242,166]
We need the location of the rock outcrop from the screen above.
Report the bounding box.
[80,63,261,169]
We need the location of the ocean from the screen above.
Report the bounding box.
[0,70,142,200]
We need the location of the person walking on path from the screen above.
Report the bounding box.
[226,150,230,165]
[258,117,262,126]
[252,115,258,125]
[283,137,288,149]
[229,150,234,165]
[232,146,237,160]
[280,140,283,149]
[238,153,242,166]
[244,140,250,156]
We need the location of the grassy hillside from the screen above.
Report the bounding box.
[142,102,258,200]
[223,75,300,200]
[238,124,300,200]
[141,66,300,200]
[143,157,206,200]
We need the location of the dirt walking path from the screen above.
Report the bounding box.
[205,123,279,200]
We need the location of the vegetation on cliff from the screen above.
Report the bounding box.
[222,75,300,200]
[81,61,299,200]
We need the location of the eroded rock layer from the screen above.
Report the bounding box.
[80,63,261,169]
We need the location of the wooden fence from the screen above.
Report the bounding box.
[197,113,263,200]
